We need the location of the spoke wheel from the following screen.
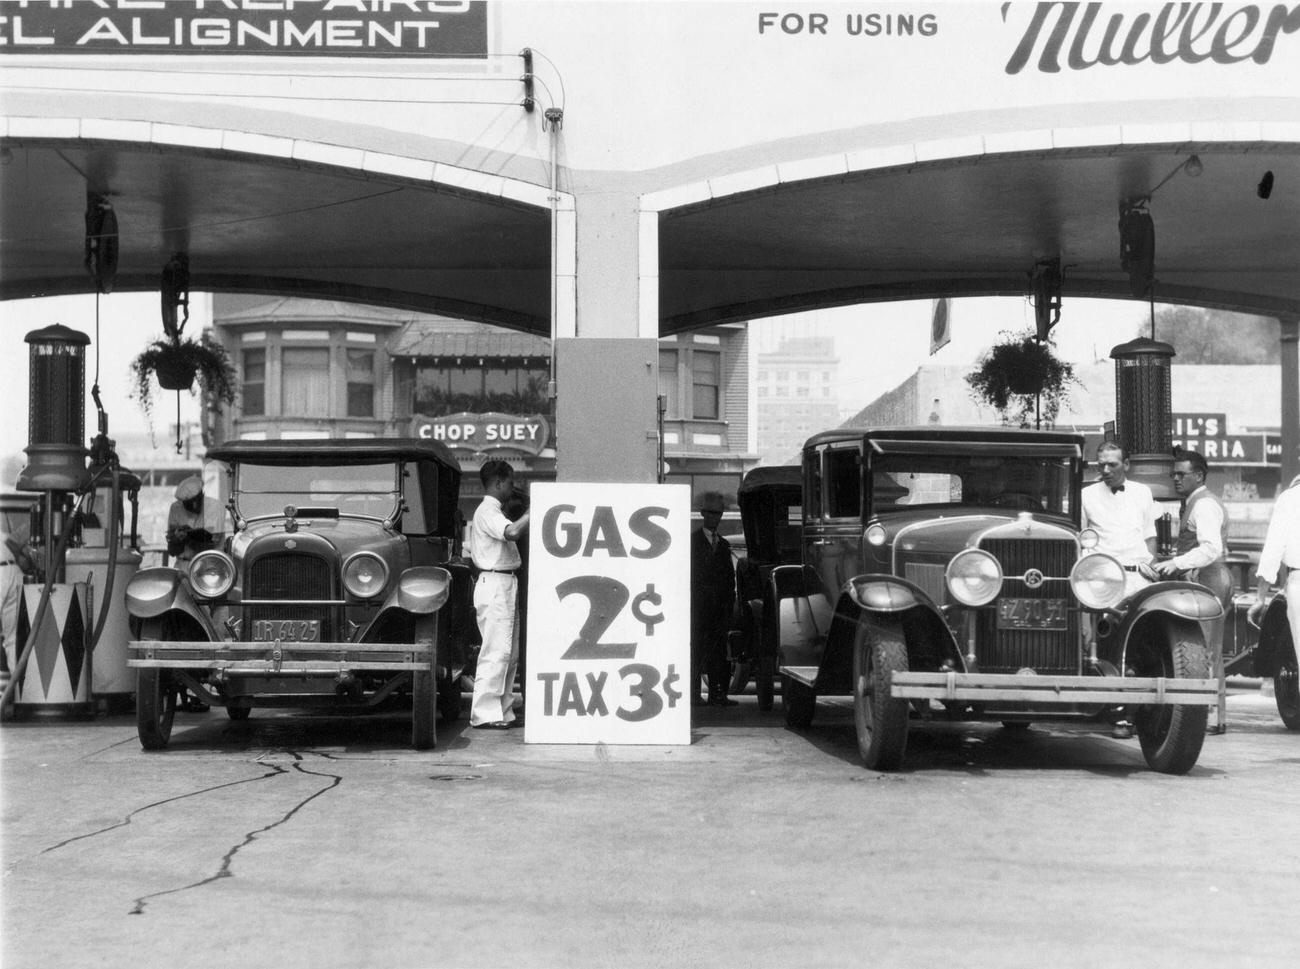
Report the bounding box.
[438,668,462,724]
[136,667,177,751]
[226,700,252,721]
[412,615,439,749]
[852,622,909,771]
[756,655,777,712]
[782,675,815,728]
[1134,631,1209,774]
[1275,645,1300,730]
[136,618,178,751]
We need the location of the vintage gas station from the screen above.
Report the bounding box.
[2,2,1299,728]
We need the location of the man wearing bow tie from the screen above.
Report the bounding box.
[1081,441,1158,597]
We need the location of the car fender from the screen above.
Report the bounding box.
[1252,593,1294,678]
[361,565,453,630]
[124,567,221,639]
[1110,581,1223,666]
[816,575,960,694]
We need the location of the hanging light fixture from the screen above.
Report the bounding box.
[84,193,119,294]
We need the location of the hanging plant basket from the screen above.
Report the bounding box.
[154,353,198,391]
[130,332,239,444]
[966,331,1079,428]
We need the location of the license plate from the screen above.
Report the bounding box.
[997,598,1067,631]
[251,619,320,642]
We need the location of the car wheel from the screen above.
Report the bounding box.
[782,675,815,728]
[852,621,909,771]
[412,615,438,750]
[1275,643,1300,730]
[756,655,776,712]
[136,619,178,751]
[226,700,252,721]
[137,669,177,750]
[1134,631,1209,774]
[437,668,462,724]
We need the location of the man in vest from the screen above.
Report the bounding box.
[1152,449,1229,585]
[1153,449,1231,733]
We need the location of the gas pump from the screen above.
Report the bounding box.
[1,324,136,719]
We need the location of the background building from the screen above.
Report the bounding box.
[754,335,841,465]
[211,296,756,515]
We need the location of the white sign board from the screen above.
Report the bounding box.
[525,483,691,745]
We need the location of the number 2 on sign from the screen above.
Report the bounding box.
[556,574,637,659]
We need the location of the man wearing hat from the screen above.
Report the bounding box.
[166,475,214,566]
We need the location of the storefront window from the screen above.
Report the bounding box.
[242,347,265,416]
[282,347,330,416]
[414,360,550,416]
[692,350,720,419]
[346,348,375,418]
[659,350,680,418]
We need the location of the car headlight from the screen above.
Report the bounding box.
[1070,553,1126,610]
[342,551,389,599]
[945,549,1003,606]
[865,523,887,547]
[1079,528,1099,551]
[188,551,235,599]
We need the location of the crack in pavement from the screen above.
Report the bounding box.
[129,751,342,915]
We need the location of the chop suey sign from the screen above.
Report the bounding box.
[412,412,550,456]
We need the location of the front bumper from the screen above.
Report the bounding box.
[128,640,432,674]
[889,671,1219,705]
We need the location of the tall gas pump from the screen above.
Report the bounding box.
[3,324,139,718]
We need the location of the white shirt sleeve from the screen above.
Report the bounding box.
[1258,487,1300,585]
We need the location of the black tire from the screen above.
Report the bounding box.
[226,700,252,721]
[438,669,462,724]
[412,615,438,750]
[782,675,815,728]
[852,622,909,771]
[1275,643,1300,730]
[136,667,176,751]
[1134,632,1209,774]
[756,655,777,712]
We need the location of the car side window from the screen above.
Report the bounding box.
[804,450,823,521]
[400,466,427,534]
[825,447,861,519]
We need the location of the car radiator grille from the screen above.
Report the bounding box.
[246,553,334,640]
[977,537,1079,675]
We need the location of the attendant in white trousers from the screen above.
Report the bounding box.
[468,460,530,729]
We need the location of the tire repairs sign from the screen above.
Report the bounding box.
[0,1,488,58]
[526,483,690,746]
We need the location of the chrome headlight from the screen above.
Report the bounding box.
[945,549,1003,606]
[865,523,887,547]
[1079,528,1099,551]
[188,551,235,599]
[1071,553,1126,609]
[342,551,389,599]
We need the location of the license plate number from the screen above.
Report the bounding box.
[997,598,1067,631]
[251,619,320,642]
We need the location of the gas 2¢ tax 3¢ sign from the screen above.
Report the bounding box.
[525,483,691,745]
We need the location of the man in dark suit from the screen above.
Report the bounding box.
[691,491,737,707]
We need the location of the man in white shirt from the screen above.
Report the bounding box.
[1248,475,1300,658]
[1153,450,1228,582]
[468,460,530,729]
[1080,441,1158,597]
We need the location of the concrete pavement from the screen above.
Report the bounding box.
[3,687,1299,969]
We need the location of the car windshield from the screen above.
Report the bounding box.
[870,453,1075,516]
[233,461,402,521]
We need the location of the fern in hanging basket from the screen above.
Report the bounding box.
[129,332,238,432]
[966,331,1079,427]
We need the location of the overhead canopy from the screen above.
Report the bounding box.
[3,137,1296,337]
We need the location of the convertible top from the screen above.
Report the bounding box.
[207,437,459,472]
